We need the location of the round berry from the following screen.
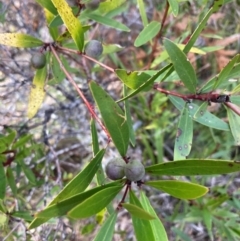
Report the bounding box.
[105,158,126,180]
[124,160,145,182]
[85,40,103,59]
[31,53,46,69]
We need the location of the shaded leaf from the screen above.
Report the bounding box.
[93,212,117,241]
[115,69,151,90]
[145,159,240,175]
[90,81,129,156]
[0,163,6,199]
[137,0,148,26]
[174,105,193,160]
[121,203,155,220]
[35,0,58,15]
[227,108,240,145]
[6,167,17,196]
[168,0,179,16]
[140,192,168,241]
[134,21,161,47]
[68,186,122,219]
[146,180,208,199]
[0,33,43,48]
[27,67,47,119]
[98,0,126,14]
[164,38,197,93]
[11,211,34,222]
[52,0,84,51]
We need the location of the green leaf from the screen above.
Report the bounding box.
[19,160,36,185]
[129,191,155,241]
[168,0,179,16]
[35,0,58,15]
[50,54,66,84]
[52,149,105,203]
[91,119,100,156]
[0,33,43,48]
[68,186,122,219]
[174,105,193,160]
[52,0,84,51]
[145,159,240,175]
[202,208,213,240]
[98,0,126,15]
[227,108,240,145]
[36,181,123,219]
[27,66,47,119]
[115,69,151,90]
[121,203,155,220]
[134,21,161,47]
[0,163,6,199]
[169,96,230,131]
[86,13,130,32]
[117,64,171,102]
[164,38,197,93]
[140,191,168,241]
[137,0,148,26]
[90,81,129,156]
[29,149,105,229]
[146,180,208,200]
[11,211,34,222]
[12,134,32,149]
[6,167,17,196]
[93,212,117,241]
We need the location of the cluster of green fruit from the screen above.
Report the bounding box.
[106,158,145,182]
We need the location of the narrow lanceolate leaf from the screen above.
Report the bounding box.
[164,38,197,93]
[35,0,58,15]
[68,186,122,219]
[121,203,155,220]
[51,0,84,51]
[137,0,148,26]
[115,69,151,90]
[146,180,208,200]
[169,96,229,131]
[0,163,6,199]
[140,192,168,241]
[174,105,193,160]
[227,108,240,145]
[90,81,129,156]
[214,54,240,90]
[29,149,105,229]
[98,0,126,14]
[27,67,47,119]
[6,167,17,196]
[93,212,117,241]
[168,0,179,16]
[129,191,155,241]
[134,21,161,47]
[145,159,240,176]
[0,33,43,48]
[36,181,123,219]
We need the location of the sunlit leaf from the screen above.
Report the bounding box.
[0,33,43,48]
[174,104,193,160]
[68,186,122,219]
[164,38,197,93]
[115,69,151,90]
[121,203,155,220]
[11,211,34,222]
[98,0,126,14]
[27,66,47,119]
[140,191,168,241]
[51,0,84,51]
[93,212,117,241]
[145,159,240,175]
[134,21,161,47]
[137,0,148,26]
[146,180,208,199]
[90,81,129,156]
[168,0,179,16]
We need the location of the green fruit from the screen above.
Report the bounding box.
[31,53,46,69]
[105,158,126,180]
[85,40,103,59]
[125,160,145,182]
[86,0,100,10]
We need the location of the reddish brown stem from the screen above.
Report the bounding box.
[117,180,131,210]
[50,44,110,140]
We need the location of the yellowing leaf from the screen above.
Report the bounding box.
[0,33,43,48]
[51,0,84,51]
[27,67,47,119]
